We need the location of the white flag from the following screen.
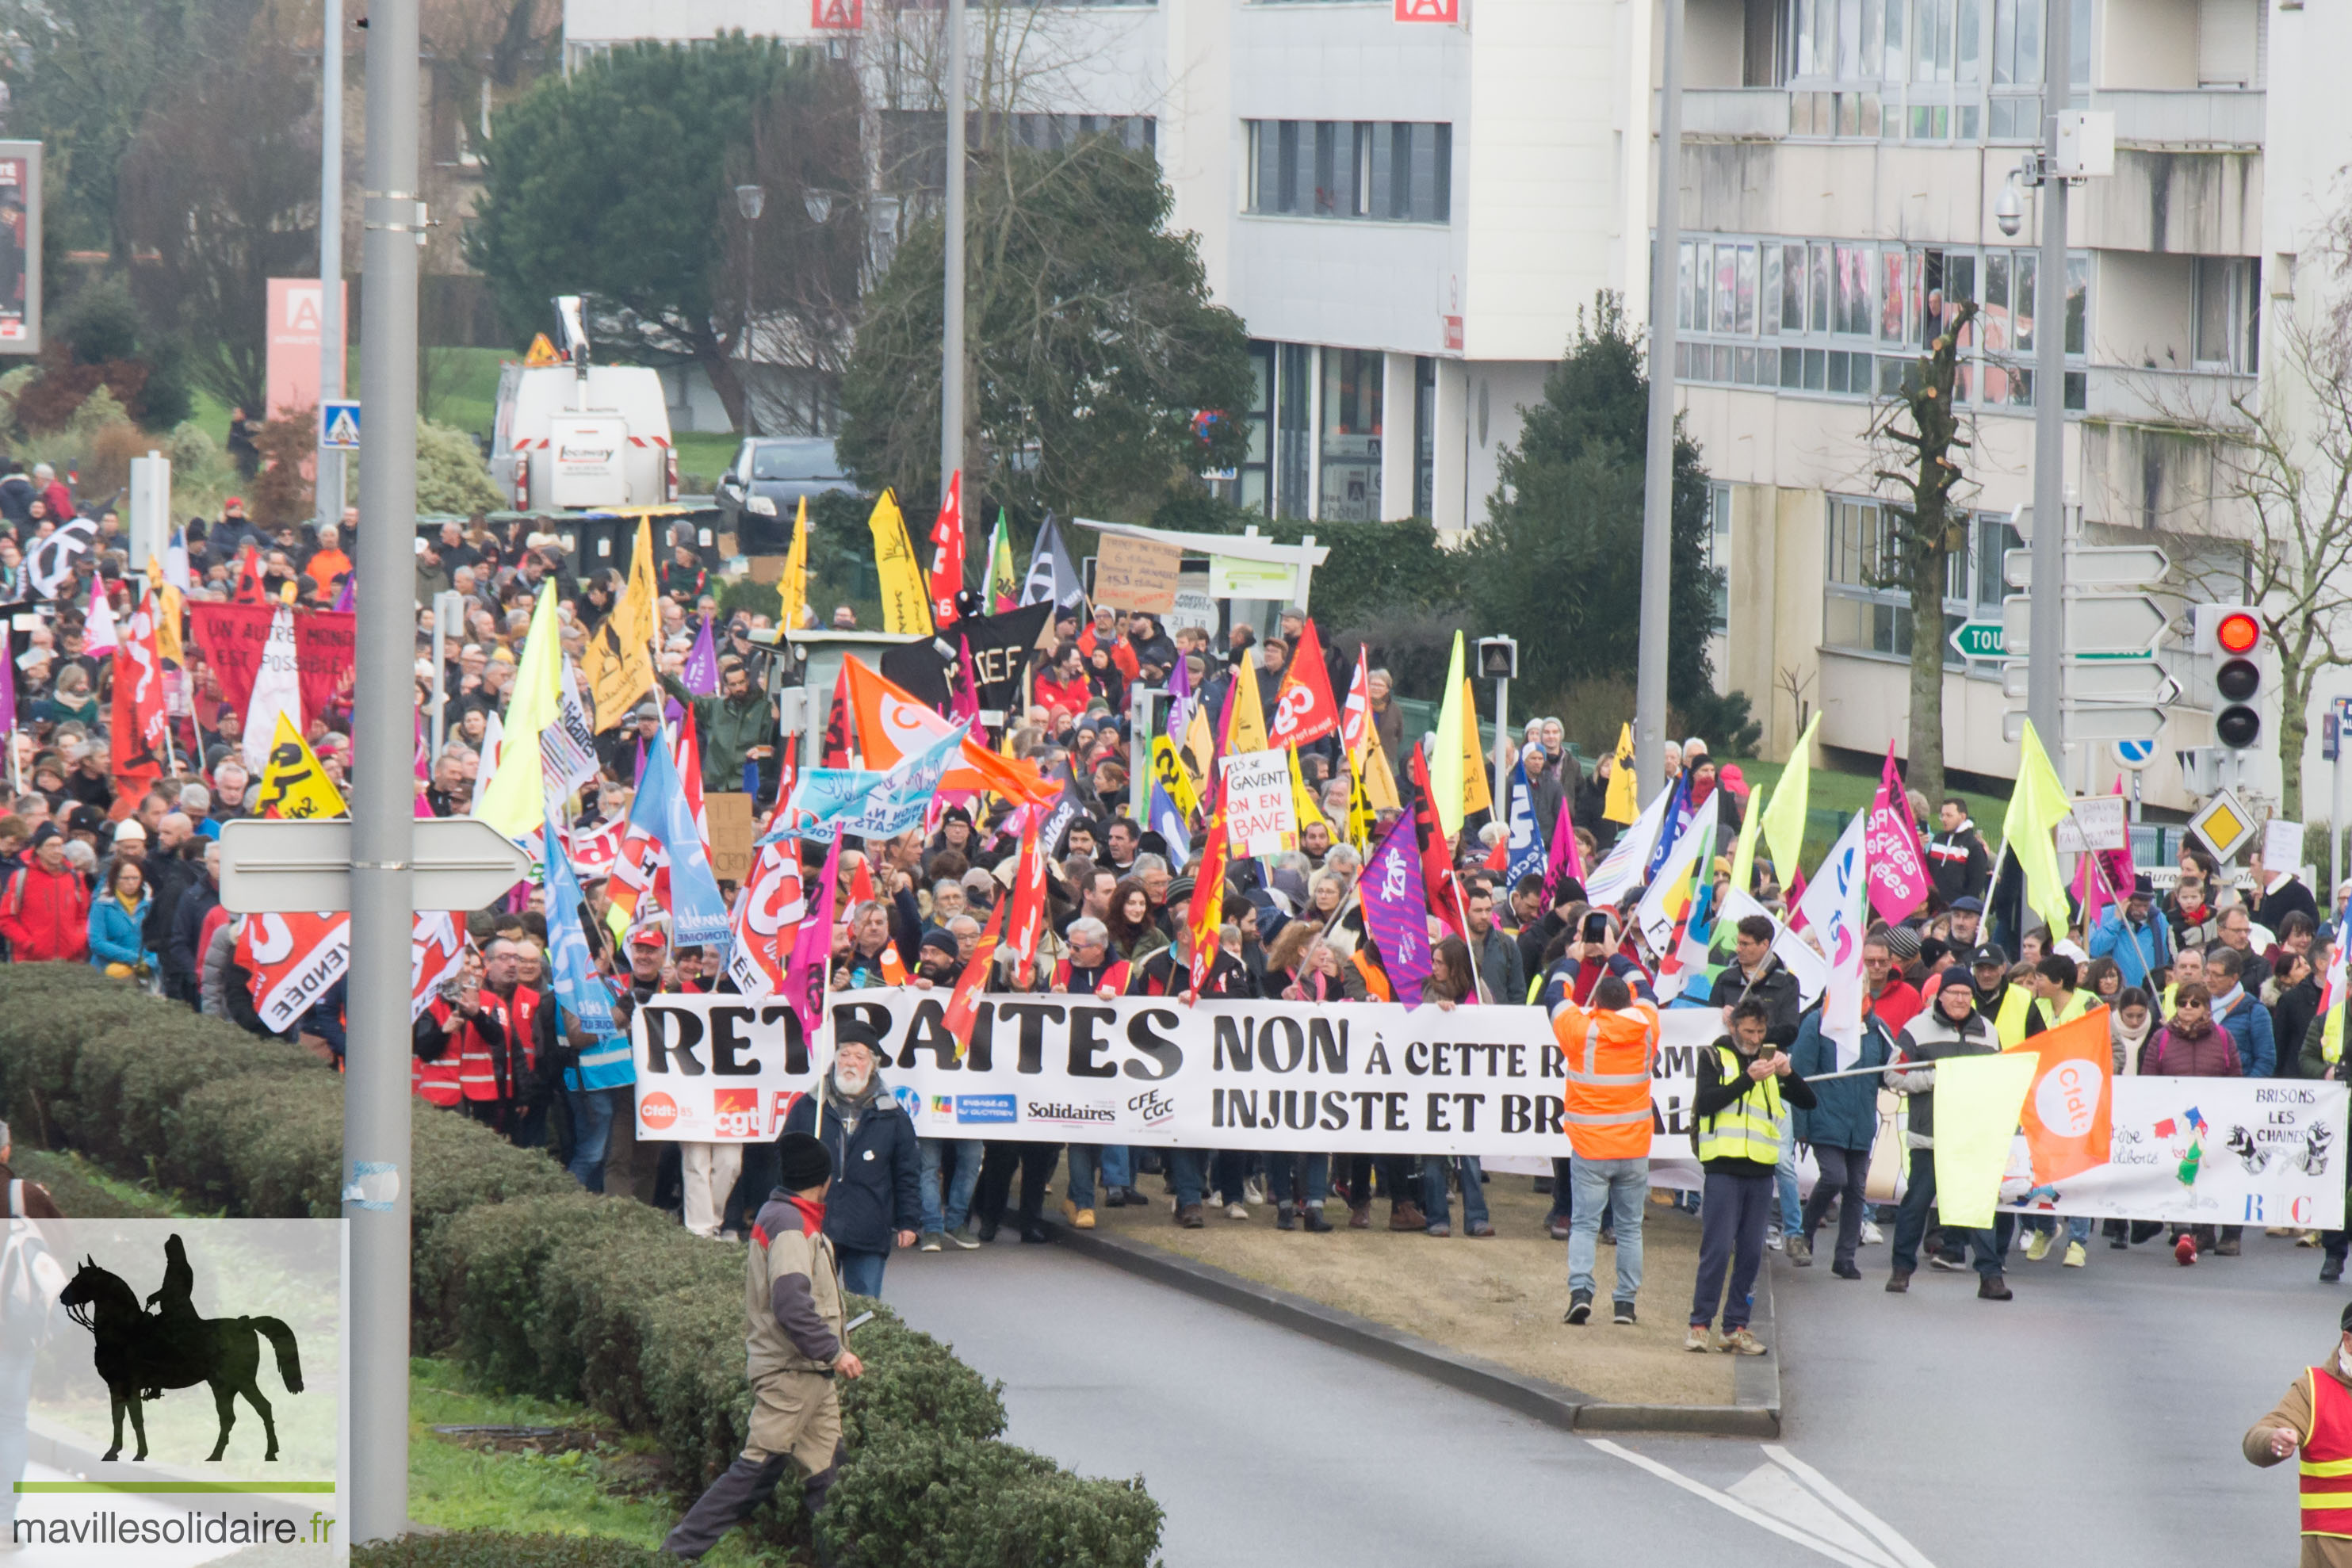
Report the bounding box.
[82,576,119,656]
[25,518,96,600]
[243,605,303,774]
[1795,811,1872,1070]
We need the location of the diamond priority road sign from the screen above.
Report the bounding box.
[2000,593,2168,658]
[2189,786,2258,862]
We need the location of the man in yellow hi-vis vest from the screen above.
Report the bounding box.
[1994,954,2094,1047]
[1686,998,1818,1356]
[2243,1302,2352,1567]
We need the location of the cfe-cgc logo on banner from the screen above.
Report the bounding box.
[953,1095,1017,1126]
[1128,1088,1177,1128]
[1025,1100,1118,1126]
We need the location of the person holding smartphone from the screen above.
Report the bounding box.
[1686,998,1817,1355]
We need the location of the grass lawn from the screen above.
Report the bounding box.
[672,430,741,491]
[409,1357,781,1562]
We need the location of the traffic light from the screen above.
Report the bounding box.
[2191,604,2268,753]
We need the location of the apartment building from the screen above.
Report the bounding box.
[563,0,2350,807]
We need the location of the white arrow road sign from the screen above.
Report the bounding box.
[2001,593,2169,656]
[2000,660,2180,705]
[2003,705,2170,744]
[220,817,533,913]
[2004,545,2169,589]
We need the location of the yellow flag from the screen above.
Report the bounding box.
[1757,710,1821,882]
[779,495,810,631]
[1226,652,1270,755]
[2003,717,2076,940]
[584,517,656,729]
[1288,747,1330,834]
[1925,1052,2038,1228]
[254,712,346,820]
[1152,734,1200,820]
[144,556,183,665]
[475,582,562,836]
[866,490,934,637]
[1360,726,1402,812]
[1602,723,1638,824]
[1727,774,1765,899]
[1458,675,1492,818]
[1429,633,1467,836]
[1180,702,1214,794]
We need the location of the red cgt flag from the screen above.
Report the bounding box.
[1267,618,1340,748]
[927,470,965,630]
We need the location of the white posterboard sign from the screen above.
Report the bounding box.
[1222,748,1298,859]
[2263,818,2304,870]
[2055,795,2128,854]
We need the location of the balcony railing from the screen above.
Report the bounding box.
[2091,89,2264,149]
[2081,363,2257,428]
[1676,88,1792,139]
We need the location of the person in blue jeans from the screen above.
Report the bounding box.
[920,1137,984,1250]
[1268,1151,1334,1231]
[1061,1142,1132,1228]
[1420,1156,1492,1237]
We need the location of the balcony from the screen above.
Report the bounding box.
[2093,89,2264,150]
[1677,88,1791,139]
[2080,363,2256,430]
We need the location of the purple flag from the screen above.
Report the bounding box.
[784,836,842,1042]
[330,572,356,614]
[681,614,720,696]
[1361,812,1434,1006]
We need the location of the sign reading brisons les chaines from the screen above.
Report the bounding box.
[631,992,2349,1226]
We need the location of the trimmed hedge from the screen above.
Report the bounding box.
[352,1534,660,1567]
[1,966,1165,1568]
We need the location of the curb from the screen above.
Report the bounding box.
[1046,1220,1780,1437]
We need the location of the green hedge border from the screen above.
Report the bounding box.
[0,967,1161,1565]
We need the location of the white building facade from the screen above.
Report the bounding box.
[563,0,2352,810]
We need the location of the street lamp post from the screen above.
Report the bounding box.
[940,0,966,509]
[1635,0,1686,797]
[735,183,765,439]
[316,0,344,528]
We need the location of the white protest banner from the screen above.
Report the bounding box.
[1221,748,1297,859]
[626,992,2342,1229]
[2055,795,2129,854]
[2263,817,2305,871]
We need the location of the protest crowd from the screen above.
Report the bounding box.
[2,470,2346,1380]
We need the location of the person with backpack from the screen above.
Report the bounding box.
[0,823,88,964]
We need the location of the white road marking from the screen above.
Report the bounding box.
[1764,1443,1940,1568]
[1729,1461,1900,1566]
[1585,1439,1890,1568]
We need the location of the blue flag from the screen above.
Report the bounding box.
[629,732,732,947]
[541,805,616,1035]
[1646,771,1693,885]
[1147,759,1191,871]
[1503,761,1549,890]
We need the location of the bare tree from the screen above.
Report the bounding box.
[1867,299,1981,806]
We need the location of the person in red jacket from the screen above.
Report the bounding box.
[0,824,90,963]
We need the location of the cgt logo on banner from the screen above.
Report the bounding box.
[629,992,2350,1227]
[239,912,350,1032]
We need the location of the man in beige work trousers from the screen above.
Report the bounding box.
[664,1132,863,1560]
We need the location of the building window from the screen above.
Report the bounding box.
[1245,121,1451,223]
[1414,356,1436,519]
[1825,496,2010,661]
[2193,257,2262,374]
[1276,343,1312,519]
[1007,113,1157,155]
[1226,342,1277,514]
[1708,482,1734,631]
[1318,349,1383,522]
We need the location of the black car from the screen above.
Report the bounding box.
[715,437,858,553]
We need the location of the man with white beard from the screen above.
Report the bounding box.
[779,1023,922,1297]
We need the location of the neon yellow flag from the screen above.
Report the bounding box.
[1458,675,1492,819]
[1603,723,1638,824]
[1430,633,1467,836]
[1727,774,1765,900]
[2003,718,2076,941]
[1758,710,1822,883]
[1226,652,1270,755]
[1926,1052,2037,1228]
[778,496,809,631]
[475,582,562,836]
[866,490,934,637]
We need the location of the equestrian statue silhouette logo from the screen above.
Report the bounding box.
[55,1233,304,1463]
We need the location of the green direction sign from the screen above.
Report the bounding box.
[1949,620,2006,660]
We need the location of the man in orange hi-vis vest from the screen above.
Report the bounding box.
[1550,972,1661,1329]
[2246,1302,2352,1566]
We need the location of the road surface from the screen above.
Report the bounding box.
[886,1226,2327,1567]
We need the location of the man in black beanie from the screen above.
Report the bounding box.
[664,1132,861,1561]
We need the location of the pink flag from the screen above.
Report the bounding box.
[1862,744,1931,924]
[783,836,842,1043]
[948,634,981,729]
[1546,796,1583,895]
[2074,775,2136,931]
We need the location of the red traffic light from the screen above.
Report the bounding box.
[2216,610,2261,655]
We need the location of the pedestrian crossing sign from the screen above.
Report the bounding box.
[321,399,361,452]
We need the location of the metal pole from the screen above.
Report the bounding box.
[1634,0,1684,799]
[2334,716,2343,899]
[939,0,966,509]
[1492,674,1509,839]
[351,0,420,1540]
[316,0,345,528]
[2025,0,2071,755]
[744,222,756,438]
[428,594,447,762]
